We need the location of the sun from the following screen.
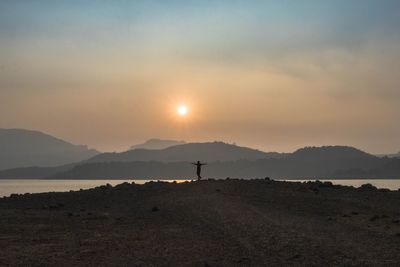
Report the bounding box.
[177,105,188,116]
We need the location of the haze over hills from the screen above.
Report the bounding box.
[0,129,398,179]
[0,164,74,179]
[0,129,99,170]
[284,146,385,178]
[51,145,399,179]
[130,139,186,150]
[88,141,287,164]
[290,146,375,161]
[2,144,399,179]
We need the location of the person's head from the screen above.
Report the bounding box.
[197,161,200,164]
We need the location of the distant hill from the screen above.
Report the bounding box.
[290,146,374,161]
[0,129,99,170]
[88,142,286,163]
[376,151,400,158]
[282,146,382,178]
[3,144,399,179]
[50,155,400,180]
[47,145,399,179]
[130,139,186,150]
[0,164,74,179]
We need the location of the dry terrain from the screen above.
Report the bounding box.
[1,179,400,266]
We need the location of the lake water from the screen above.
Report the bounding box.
[0,179,399,197]
[285,179,400,191]
[0,179,190,197]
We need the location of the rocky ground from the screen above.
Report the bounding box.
[1,179,400,266]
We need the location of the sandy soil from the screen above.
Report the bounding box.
[1,179,400,266]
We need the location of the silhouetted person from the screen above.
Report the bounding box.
[191,161,207,181]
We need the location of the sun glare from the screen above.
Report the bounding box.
[177,105,188,116]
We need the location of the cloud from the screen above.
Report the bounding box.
[1,1,400,152]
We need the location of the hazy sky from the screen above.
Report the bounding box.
[1,0,400,153]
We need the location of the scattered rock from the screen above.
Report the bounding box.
[152,206,159,212]
[359,184,377,190]
[351,211,359,215]
[370,215,380,222]
[311,188,319,194]
[297,187,308,193]
[288,254,302,260]
[322,181,334,187]
[115,182,132,190]
[44,203,65,210]
[238,257,251,263]
[99,184,111,190]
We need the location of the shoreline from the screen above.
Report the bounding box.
[1,178,400,199]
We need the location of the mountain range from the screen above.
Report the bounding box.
[0,129,99,170]
[130,139,186,150]
[49,145,399,179]
[89,142,287,163]
[0,129,399,179]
